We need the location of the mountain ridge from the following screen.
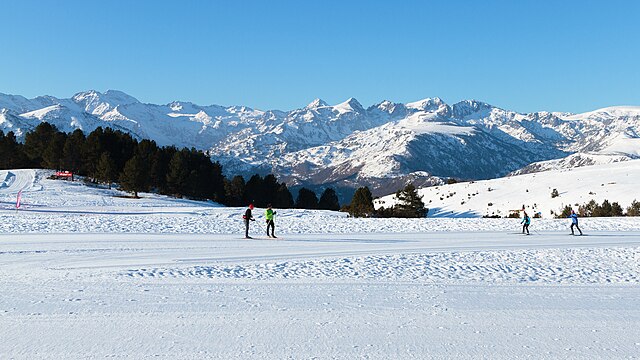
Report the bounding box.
[1,90,639,199]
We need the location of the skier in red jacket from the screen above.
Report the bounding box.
[243,204,255,238]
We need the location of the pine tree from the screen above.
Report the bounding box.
[579,199,598,217]
[0,131,27,169]
[245,174,266,207]
[108,129,136,174]
[24,122,58,167]
[62,129,85,172]
[0,130,9,169]
[348,186,374,217]
[119,155,148,198]
[627,200,640,216]
[611,202,624,217]
[394,183,427,218]
[374,206,395,218]
[83,127,105,179]
[149,151,166,191]
[593,199,613,217]
[0,131,8,168]
[557,205,573,218]
[166,150,189,196]
[42,132,66,169]
[96,152,117,188]
[262,174,280,206]
[185,150,208,199]
[206,160,226,202]
[295,187,318,209]
[224,175,246,206]
[274,183,294,208]
[135,140,157,160]
[318,188,340,211]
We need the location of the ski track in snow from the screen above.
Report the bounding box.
[2,210,640,234]
[127,247,640,284]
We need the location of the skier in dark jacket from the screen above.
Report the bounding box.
[521,211,531,235]
[243,204,255,239]
[569,210,583,236]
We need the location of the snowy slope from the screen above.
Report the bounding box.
[376,160,640,218]
[0,169,223,213]
[1,91,639,197]
[0,169,38,192]
[0,108,35,137]
[509,152,635,175]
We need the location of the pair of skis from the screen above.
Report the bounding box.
[511,232,586,236]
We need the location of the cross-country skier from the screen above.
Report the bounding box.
[265,204,277,238]
[569,210,583,236]
[521,211,531,235]
[243,204,255,239]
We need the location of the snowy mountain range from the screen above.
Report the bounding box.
[1,90,639,197]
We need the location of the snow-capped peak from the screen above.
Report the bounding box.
[405,97,445,111]
[376,100,394,109]
[451,99,495,119]
[334,97,364,114]
[71,90,99,103]
[72,90,139,115]
[305,98,329,109]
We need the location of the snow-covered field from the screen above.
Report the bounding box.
[2,170,640,358]
[377,160,640,218]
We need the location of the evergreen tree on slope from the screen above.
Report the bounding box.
[318,188,340,211]
[119,155,149,198]
[394,183,427,218]
[349,186,374,217]
[295,187,318,209]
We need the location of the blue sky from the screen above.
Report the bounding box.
[1,0,638,113]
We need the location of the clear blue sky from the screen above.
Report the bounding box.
[1,0,638,113]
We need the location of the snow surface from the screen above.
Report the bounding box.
[563,105,640,121]
[510,152,635,176]
[397,112,475,136]
[1,170,640,358]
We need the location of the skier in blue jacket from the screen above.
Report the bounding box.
[521,211,531,235]
[569,210,583,236]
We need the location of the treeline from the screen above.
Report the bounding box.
[343,184,428,218]
[557,199,640,218]
[225,177,341,210]
[0,124,339,209]
[1,123,226,199]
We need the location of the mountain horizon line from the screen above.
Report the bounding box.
[2,89,638,115]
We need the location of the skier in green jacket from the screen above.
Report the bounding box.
[265,204,277,238]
